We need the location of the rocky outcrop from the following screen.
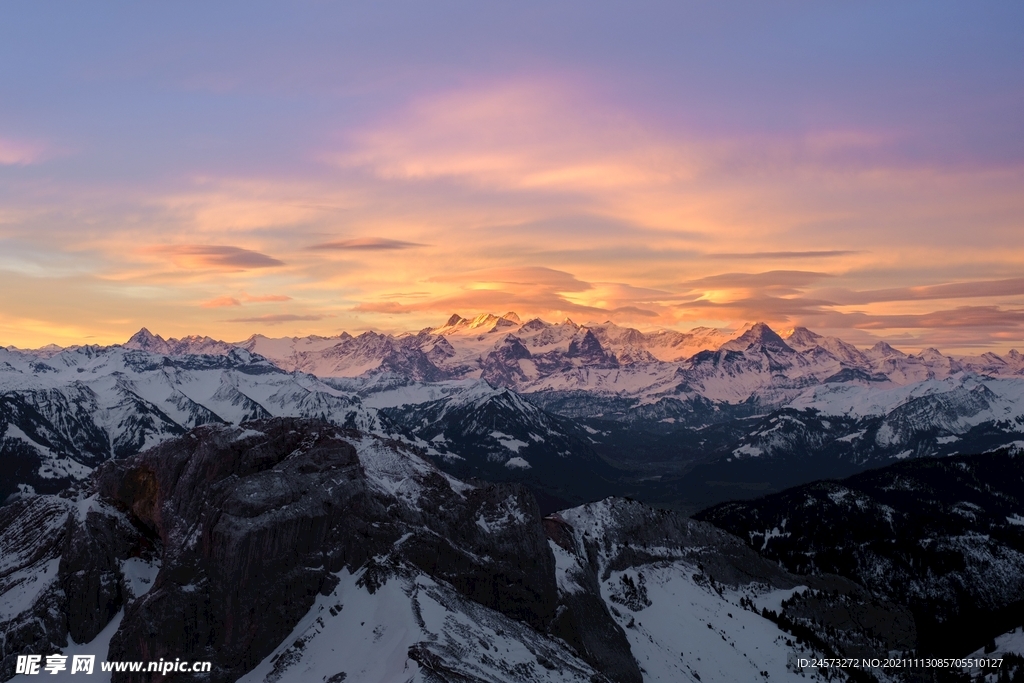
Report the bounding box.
[0,493,149,680]
[480,334,534,387]
[90,419,569,681]
[544,498,921,678]
[0,418,631,682]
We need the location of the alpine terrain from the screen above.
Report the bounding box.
[3,316,1024,681]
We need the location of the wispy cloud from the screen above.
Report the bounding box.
[2,57,1022,353]
[335,81,691,193]
[225,313,324,324]
[242,293,292,303]
[817,277,1024,305]
[680,271,833,295]
[814,305,1024,331]
[429,266,592,292]
[351,301,414,314]
[150,245,285,271]
[706,250,861,260]
[204,292,293,308]
[202,296,241,308]
[308,237,426,251]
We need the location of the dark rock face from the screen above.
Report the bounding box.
[543,516,642,683]
[566,329,617,367]
[480,335,534,387]
[0,493,148,680]
[88,419,564,681]
[1,417,700,683]
[61,503,149,644]
[97,422,373,681]
[721,322,794,355]
[0,497,72,681]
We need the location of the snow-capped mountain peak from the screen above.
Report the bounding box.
[125,328,238,356]
[720,322,793,354]
[124,327,166,352]
[782,326,823,349]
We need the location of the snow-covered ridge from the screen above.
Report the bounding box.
[13,316,1021,404]
[0,343,381,499]
[7,315,1024,502]
[103,317,1024,404]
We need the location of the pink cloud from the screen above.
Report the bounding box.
[226,313,325,324]
[0,136,46,165]
[241,293,292,303]
[335,80,691,193]
[202,296,242,308]
[201,292,292,307]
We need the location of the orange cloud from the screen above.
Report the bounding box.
[3,78,1023,354]
[225,313,325,324]
[241,293,292,303]
[201,292,292,308]
[429,266,592,292]
[149,245,285,271]
[202,296,242,308]
[351,301,414,314]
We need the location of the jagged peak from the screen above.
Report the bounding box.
[469,313,498,326]
[125,327,168,350]
[128,327,161,342]
[501,311,522,324]
[747,321,777,335]
[721,322,792,353]
[870,341,905,357]
[784,326,823,343]
[444,314,465,327]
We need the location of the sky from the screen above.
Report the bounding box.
[1,1,1023,353]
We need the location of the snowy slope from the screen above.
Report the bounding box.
[59,316,1024,417]
[8,316,1024,507]
[0,345,379,500]
[238,568,603,683]
[551,499,842,683]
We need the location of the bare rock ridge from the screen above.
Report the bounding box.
[0,419,637,682]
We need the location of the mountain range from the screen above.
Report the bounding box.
[4,313,1024,510]
[4,316,1024,681]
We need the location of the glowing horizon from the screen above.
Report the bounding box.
[2,3,1023,354]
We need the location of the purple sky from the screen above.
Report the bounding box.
[2,1,1023,352]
